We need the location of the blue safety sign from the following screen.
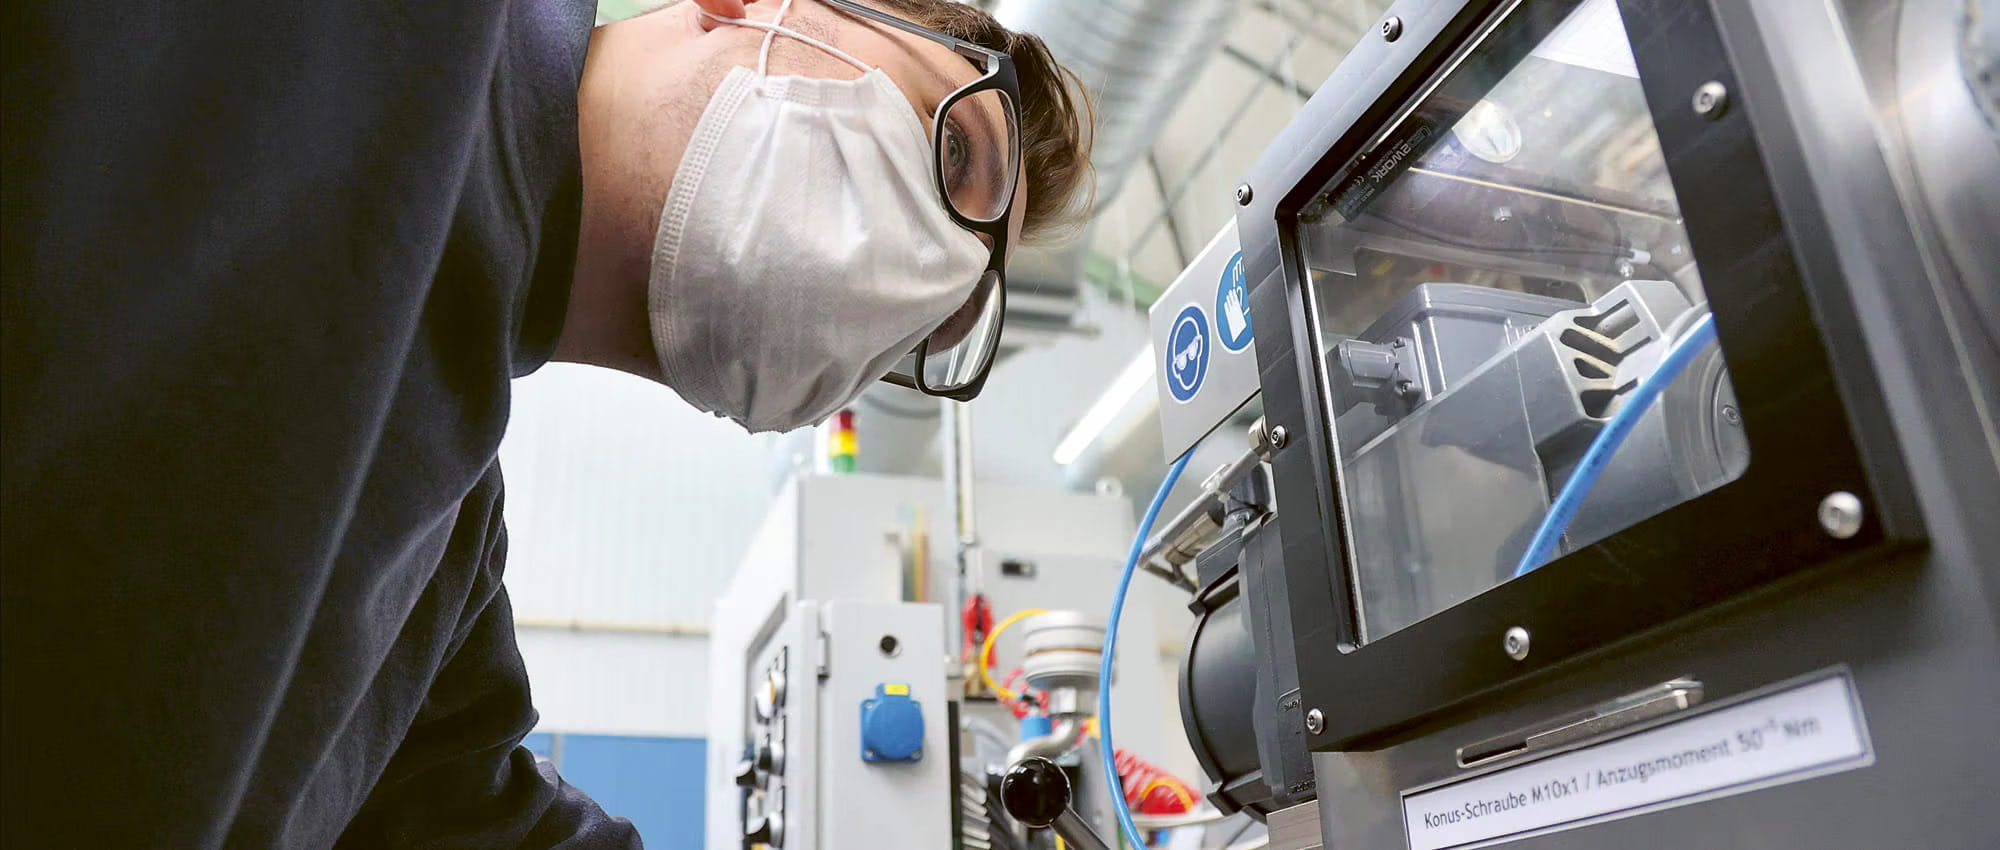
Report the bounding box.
[1214,251,1253,352]
[1166,304,1209,403]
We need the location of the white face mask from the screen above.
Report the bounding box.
[648,1,990,434]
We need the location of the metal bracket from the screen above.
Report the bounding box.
[1457,678,1705,768]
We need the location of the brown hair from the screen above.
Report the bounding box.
[862,0,1096,244]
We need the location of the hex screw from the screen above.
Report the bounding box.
[1381,16,1403,41]
[1693,81,1729,119]
[1305,708,1325,734]
[1504,626,1531,661]
[1818,491,1864,539]
[1235,183,1254,205]
[1268,424,1289,449]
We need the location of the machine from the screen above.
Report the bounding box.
[705,472,1194,849]
[731,599,954,848]
[1158,0,2000,847]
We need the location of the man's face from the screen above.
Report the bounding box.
[581,0,1027,278]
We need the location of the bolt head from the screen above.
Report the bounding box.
[1503,626,1531,661]
[1305,708,1325,734]
[1818,491,1864,539]
[1235,183,1254,205]
[1268,424,1289,449]
[1692,81,1729,118]
[1381,16,1403,41]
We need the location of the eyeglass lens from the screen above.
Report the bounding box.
[921,269,1005,391]
[937,88,1020,223]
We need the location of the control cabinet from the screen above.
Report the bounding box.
[706,473,1183,850]
[731,600,951,849]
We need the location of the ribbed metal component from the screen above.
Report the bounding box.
[1019,611,1106,693]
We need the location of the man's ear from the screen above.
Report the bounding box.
[691,0,749,23]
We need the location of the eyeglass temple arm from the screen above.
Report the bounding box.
[817,0,1004,61]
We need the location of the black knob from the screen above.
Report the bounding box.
[744,813,774,843]
[733,758,759,789]
[1000,757,1071,828]
[756,738,774,772]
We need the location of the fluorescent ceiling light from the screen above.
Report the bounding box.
[1052,347,1155,466]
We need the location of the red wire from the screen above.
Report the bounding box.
[964,597,1192,816]
[999,668,1030,718]
[991,685,1195,813]
[960,595,993,660]
[997,668,1049,719]
[1112,748,1195,815]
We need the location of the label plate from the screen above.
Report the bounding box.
[1402,672,1872,850]
[1151,221,1259,460]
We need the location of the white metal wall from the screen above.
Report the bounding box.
[502,365,1203,785]
[501,364,792,737]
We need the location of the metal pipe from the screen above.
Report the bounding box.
[1151,509,1223,571]
[1221,44,1315,101]
[1006,715,1083,767]
[1000,758,1115,850]
[1006,686,1089,765]
[993,0,1240,205]
[1121,1,1327,257]
[1138,442,1264,567]
[1148,152,1192,268]
[987,0,1241,337]
[510,618,710,637]
[1051,809,1115,850]
[943,399,983,602]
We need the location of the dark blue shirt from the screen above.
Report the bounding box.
[1,0,640,845]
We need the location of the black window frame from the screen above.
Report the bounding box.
[1234,0,1923,748]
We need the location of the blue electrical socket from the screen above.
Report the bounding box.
[859,683,924,763]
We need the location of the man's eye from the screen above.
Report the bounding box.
[943,122,971,186]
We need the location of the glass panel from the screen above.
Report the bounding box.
[938,89,1018,223]
[923,269,1004,391]
[1294,0,1748,642]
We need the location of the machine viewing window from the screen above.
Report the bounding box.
[1296,0,1748,642]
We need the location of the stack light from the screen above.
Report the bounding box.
[828,409,858,474]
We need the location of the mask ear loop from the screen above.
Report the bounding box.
[754,0,793,78]
[699,0,876,81]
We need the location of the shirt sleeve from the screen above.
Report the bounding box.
[335,584,643,850]
[3,0,596,842]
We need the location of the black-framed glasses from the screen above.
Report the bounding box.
[819,0,1021,402]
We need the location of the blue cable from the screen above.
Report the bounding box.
[1090,313,1715,844]
[1100,449,1194,850]
[1513,312,1718,578]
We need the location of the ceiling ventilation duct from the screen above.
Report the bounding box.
[992,0,1240,341]
[832,0,1241,476]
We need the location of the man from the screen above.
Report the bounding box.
[0,0,1091,845]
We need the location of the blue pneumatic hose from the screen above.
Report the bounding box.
[1100,449,1194,849]
[1513,311,1718,578]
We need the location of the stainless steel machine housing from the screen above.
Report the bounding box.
[1178,0,2000,846]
